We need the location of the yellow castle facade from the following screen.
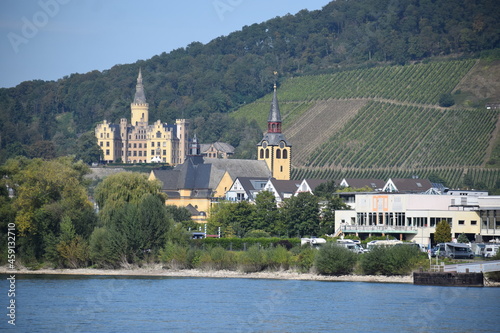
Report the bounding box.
[95,70,189,164]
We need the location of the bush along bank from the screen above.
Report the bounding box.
[158,240,428,276]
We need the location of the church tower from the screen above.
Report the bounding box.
[131,68,149,126]
[257,78,291,180]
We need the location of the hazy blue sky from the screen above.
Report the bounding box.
[0,0,330,88]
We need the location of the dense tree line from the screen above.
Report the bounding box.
[207,181,348,238]
[0,0,497,162]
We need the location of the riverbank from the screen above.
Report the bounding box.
[3,265,499,286]
[1,265,413,284]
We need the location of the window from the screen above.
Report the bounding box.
[138,151,142,157]
[156,131,161,138]
[134,143,137,148]
[105,149,110,155]
[106,142,110,147]
[139,143,142,148]
[471,220,477,225]
[163,150,166,155]
[151,150,154,155]
[458,220,465,225]
[265,149,269,158]
[283,149,288,159]
[276,149,281,159]
[152,142,155,147]
[260,149,264,159]
[99,142,103,147]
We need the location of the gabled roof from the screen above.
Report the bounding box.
[383,178,433,193]
[200,142,235,154]
[204,158,270,180]
[340,178,385,190]
[296,179,329,194]
[266,179,301,200]
[151,157,270,193]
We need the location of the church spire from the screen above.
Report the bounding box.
[133,68,146,104]
[267,72,282,133]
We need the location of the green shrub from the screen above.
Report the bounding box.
[198,246,237,271]
[160,242,195,269]
[486,251,500,282]
[315,244,358,275]
[292,246,317,273]
[239,245,266,273]
[244,230,271,238]
[361,245,423,275]
[266,246,292,271]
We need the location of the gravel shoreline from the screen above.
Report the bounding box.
[3,266,498,286]
[0,265,413,284]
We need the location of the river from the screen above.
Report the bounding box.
[1,274,499,332]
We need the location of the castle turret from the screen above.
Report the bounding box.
[131,69,149,126]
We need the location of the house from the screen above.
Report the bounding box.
[263,178,301,204]
[339,178,385,191]
[225,177,270,202]
[382,178,433,193]
[149,152,270,222]
[200,142,235,159]
[294,179,329,195]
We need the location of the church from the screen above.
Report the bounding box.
[95,70,189,164]
[148,77,292,222]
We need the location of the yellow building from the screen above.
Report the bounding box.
[95,70,189,164]
[257,84,291,180]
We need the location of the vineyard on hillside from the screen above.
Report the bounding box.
[307,102,498,168]
[231,58,500,190]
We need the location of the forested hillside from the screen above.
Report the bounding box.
[0,0,498,163]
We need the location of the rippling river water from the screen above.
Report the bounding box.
[1,274,499,332]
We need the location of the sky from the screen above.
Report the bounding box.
[0,0,331,88]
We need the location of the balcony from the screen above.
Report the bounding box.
[339,225,419,234]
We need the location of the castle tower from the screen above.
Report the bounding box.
[131,68,149,126]
[257,79,291,180]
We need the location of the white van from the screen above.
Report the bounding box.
[483,244,499,258]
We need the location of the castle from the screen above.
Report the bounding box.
[96,70,292,181]
[95,69,189,164]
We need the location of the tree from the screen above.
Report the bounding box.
[457,233,469,244]
[6,157,96,262]
[279,193,320,238]
[313,180,338,198]
[434,220,452,244]
[207,201,256,237]
[320,196,349,235]
[75,131,101,164]
[253,191,278,234]
[92,172,172,264]
[438,93,455,107]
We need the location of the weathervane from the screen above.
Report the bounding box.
[273,71,278,89]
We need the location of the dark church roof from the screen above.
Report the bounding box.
[268,85,281,122]
[151,157,270,196]
[133,69,147,104]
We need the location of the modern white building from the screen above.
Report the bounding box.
[335,193,500,247]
